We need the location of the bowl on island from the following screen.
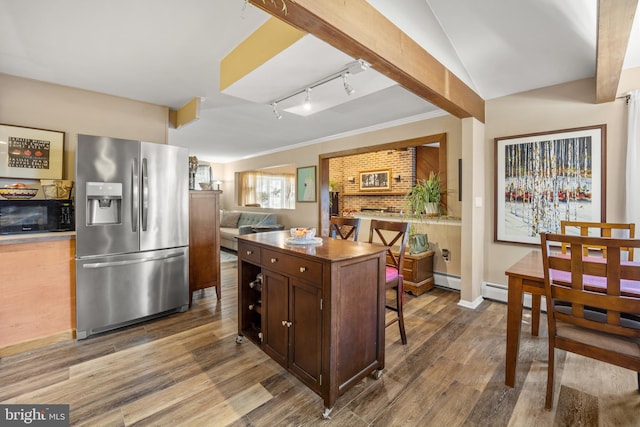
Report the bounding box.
[290,227,316,241]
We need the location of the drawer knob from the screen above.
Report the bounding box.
[246,250,253,255]
[285,321,292,328]
[281,320,287,326]
[299,267,307,273]
[271,258,278,263]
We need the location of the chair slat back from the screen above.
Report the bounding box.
[541,233,640,339]
[329,217,361,241]
[560,221,635,259]
[368,220,409,272]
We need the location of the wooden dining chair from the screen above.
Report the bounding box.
[368,219,410,345]
[529,221,637,338]
[329,216,361,241]
[560,220,635,259]
[540,233,640,409]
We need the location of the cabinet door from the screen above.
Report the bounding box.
[289,278,322,391]
[262,269,289,367]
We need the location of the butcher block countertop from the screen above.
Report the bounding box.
[0,231,75,245]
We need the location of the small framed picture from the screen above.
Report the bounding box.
[297,165,316,202]
[359,169,391,191]
[0,124,65,179]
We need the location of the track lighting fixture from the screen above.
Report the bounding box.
[269,59,370,119]
[342,73,355,95]
[272,102,282,120]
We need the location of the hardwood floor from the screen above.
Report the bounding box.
[1,252,639,426]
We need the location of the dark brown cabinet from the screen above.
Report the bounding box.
[188,190,222,303]
[237,231,387,418]
[388,250,435,296]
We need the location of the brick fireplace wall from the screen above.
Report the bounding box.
[329,148,416,215]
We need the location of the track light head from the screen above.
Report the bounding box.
[342,73,355,96]
[272,102,282,120]
[303,88,312,111]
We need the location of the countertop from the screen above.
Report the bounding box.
[0,231,75,245]
[352,212,462,225]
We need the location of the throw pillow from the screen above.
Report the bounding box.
[220,211,241,228]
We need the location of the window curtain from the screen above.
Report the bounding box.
[239,172,295,208]
[240,172,259,206]
[626,89,640,261]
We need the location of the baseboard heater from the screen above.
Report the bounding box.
[434,272,461,291]
[482,281,547,312]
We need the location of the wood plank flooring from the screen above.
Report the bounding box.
[1,251,639,426]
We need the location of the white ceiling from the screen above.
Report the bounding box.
[1,0,639,163]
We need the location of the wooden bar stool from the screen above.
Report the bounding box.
[368,219,410,345]
[329,217,361,241]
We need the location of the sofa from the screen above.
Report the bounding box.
[219,210,279,251]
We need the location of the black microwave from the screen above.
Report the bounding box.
[0,199,74,234]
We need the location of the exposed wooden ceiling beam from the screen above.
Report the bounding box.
[249,0,485,123]
[596,0,638,103]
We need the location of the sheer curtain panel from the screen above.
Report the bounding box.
[626,89,640,261]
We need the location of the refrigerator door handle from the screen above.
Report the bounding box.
[82,252,185,269]
[131,158,139,232]
[141,157,149,231]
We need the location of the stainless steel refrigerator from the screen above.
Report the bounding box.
[75,134,189,339]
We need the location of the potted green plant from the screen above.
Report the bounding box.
[405,171,441,217]
[403,172,442,253]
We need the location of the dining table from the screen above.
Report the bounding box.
[504,249,640,387]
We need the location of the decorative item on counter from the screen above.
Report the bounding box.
[290,227,316,240]
[405,171,441,218]
[342,208,358,217]
[0,182,38,199]
[199,182,212,191]
[286,227,322,245]
[40,179,73,199]
[188,156,199,190]
[402,172,443,254]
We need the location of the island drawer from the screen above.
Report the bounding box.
[261,249,322,284]
[239,242,261,264]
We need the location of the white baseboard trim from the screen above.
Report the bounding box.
[433,273,481,309]
[481,281,547,312]
[434,272,461,291]
[457,295,484,309]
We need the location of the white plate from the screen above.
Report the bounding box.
[285,237,323,245]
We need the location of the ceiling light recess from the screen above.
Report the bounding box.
[269,59,370,118]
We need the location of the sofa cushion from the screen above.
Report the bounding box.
[237,212,277,227]
[220,211,241,228]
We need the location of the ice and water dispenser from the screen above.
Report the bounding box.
[86,182,122,225]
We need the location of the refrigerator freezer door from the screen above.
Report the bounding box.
[76,135,140,257]
[140,142,189,251]
[75,247,189,339]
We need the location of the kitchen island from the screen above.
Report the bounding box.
[236,230,387,418]
[0,232,75,356]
